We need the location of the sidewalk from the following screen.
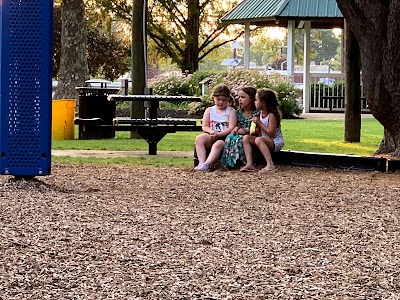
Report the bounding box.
[52,113,374,158]
[52,149,194,158]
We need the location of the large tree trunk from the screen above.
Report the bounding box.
[337,1,400,155]
[53,0,87,100]
[182,0,200,73]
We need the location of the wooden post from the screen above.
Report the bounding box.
[302,21,311,113]
[344,20,361,142]
[130,0,147,138]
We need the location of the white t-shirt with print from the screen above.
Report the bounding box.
[209,105,231,132]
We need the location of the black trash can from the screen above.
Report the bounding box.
[76,86,119,139]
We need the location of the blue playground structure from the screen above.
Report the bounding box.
[0,0,53,177]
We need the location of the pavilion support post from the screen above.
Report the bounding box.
[344,20,361,142]
[244,23,250,68]
[302,21,311,113]
[287,20,295,81]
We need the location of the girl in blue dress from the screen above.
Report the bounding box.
[221,86,258,168]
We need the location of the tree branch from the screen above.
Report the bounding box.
[156,0,186,26]
[199,32,243,61]
[147,23,185,56]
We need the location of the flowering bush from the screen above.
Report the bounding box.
[273,81,302,118]
[149,69,302,118]
[208,69,301,118]
[149,75,191,96]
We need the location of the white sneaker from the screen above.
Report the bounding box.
[197,163,209,171]
[194,163,204,170]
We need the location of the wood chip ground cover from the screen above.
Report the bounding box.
[0,164,399,299]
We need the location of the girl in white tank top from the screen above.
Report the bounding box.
[194,84,237,171]
[259,113,284,151]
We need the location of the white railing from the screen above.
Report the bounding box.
[308,72,368,112]
[310,72,345,112]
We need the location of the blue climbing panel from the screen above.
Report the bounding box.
[0,0,53,176]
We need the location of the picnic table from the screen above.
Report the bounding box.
[74,94,203,155]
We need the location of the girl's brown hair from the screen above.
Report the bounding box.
[257,88,282,127]
[211,84,231,98]
[211,84,234,105]
[239,86,257,112]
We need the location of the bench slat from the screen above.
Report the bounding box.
[94,124,202,132]
[108,95,202,102]
[114,118,197,126]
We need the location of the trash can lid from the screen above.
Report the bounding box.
[85,79,112,88]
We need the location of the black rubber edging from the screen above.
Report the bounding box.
[194,148,388,172]
[274,150,387,172]
[387,159,400,173]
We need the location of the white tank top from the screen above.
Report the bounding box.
[259,113,284,151]
[209,106,231,132]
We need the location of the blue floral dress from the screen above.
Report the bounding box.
[221,109,259,168]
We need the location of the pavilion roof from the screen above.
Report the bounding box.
[221,0,344,29]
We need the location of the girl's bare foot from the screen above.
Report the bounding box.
[239,165,256,172]
[258,166,277,174]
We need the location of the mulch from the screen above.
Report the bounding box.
[1,164,399,299]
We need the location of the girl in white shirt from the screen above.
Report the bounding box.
[194,84,237,171]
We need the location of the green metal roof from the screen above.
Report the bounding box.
[222,0,343,28]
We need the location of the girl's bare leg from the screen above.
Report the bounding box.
[241,135,257,170]
[195,133,212,164]
[255,136,276,170]
[205,140,224,165]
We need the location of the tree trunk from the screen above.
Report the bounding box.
[130,0,146,138]
[344,21,361,142]
[337,1,400,155]
[181,0,200,73]
[131,0,146,96]
[53,0,87,100]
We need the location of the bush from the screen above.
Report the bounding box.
[273,81,302,118]
[149,69,302,118]
[207,69,301,118]
[149,75,191,96]
[187,70,223,96]
[187,99,213,116]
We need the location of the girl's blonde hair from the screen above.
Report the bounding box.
[257,88,282,127]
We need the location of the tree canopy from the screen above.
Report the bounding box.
[53,5,131,81]
[94,0,243,73]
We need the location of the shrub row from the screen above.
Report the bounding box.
[149,69,302,118]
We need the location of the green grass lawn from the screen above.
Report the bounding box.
[52,118,383,166]
[53,119,383,155]
[282,118,383,156]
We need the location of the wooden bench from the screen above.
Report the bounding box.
[75,95,203,155]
